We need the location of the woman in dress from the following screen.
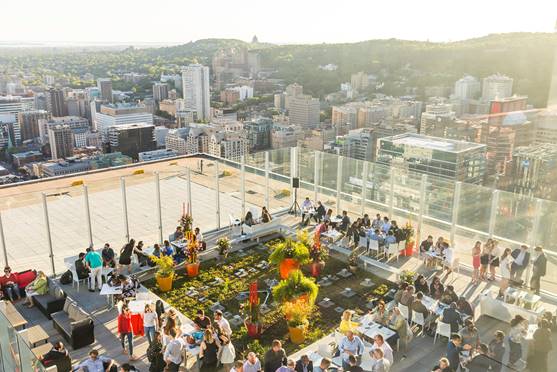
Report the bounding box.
[23,270,48,308]
[479,239,492,280]
[498,248,513,297]
[488,240,500,281]
[339,310,359,334]
[219,334,236,372]
[261,206,272,223]
[388,307,409,357]
[471,241,482,285]
[199,329,220,372]
[508,315,528,368]
[119,239,135,274]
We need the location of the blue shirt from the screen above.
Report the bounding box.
[162,245,174,256]
[85,251,103,269]
[385,235,396,245]
[74,356,111,372]
[339,335,364,362]
[381,222,391,234]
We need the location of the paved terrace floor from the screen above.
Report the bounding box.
[11,214,557,372]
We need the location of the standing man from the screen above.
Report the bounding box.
[339,330,364,370]
[295,355,313,372]
[264,340,287,372]
[85,247,103,292]
[163,328,183,372]
[510,245,530,285]
[214,310,232,337]
[530,246,547,295]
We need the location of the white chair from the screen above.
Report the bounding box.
[358,237,368,250]
[136,292,150,301]
[368,239,379,256]
[334,330,345,346]
[412,311,426,337]
[451,257,460,273]
[398,303,410,323]
[386,244,399,262]
[71,267,88,292]
[317,342,334,359]
[433,320,452,344]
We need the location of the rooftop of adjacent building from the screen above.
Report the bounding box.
[383,133,486,153]
[513,142,557,159]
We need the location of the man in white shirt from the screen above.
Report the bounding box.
[371,334,393,365]
[301,197,314,225]
[443,243,454,273]
[164,328,183,372]
[74,349,115,372]
[371,348,391,372]
[214,310,232,337]
[243,352,262,372]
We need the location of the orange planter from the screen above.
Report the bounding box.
[288,326,306,344]
[186,262,200,277]
[309,261,325,277]
[156,274,173,292]
[404,241,415,257]
[279,258,299,279]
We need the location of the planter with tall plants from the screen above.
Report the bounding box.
[281,299,313,344]
[269,238,310,279]
[272,270,319,306]
[400,221,415,256]
[185,239,200,277]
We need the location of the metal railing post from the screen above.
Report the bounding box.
[42,193,56,276]
[488,190,500,238]
[83,185,93,247]
[417,174,427,246]
[0,212,8,267]
[186,168,192,215]
[450,182,462,247]
[121,177,130,242]
[361,161,369,216]
[264,151,270,209]
[215,161,221,229]
[290,147,298,205]
[241,155,246,218]
[530,198,543,247]
[313,151,320,202]
[389,168,395,217]
[336,156,343,212]
[155,172,163,245]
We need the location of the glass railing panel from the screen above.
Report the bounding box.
[340,157,364,209]
[125,172,158,246]
[215,159,245,228]
[423,176,455,223]
[456,183,493,234]
[494,191,537,245]
[366,162,391,208]
[158,166,190,243]
[392,168,422,216]
[268,148,291,178]
[0,308,21,372]
[16,332,42,372]
[538,199,557,294]
[245,150,266,170]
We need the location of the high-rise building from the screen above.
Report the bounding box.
[274,93,287,111]
[454,75,480,99]
[510,143,557,201]
[152,83,169,103]
[207,132,249,161]
[48,125,74,160]
[165,125,209,155]
[97,78,113,103]
[285,83,303,110]
[288,95,320,128]
[338,128,375,161]
[46,88,67,117]
[271,123,304,149]
[95,103,153,141]
[351,72,369,92]
[534,109,557,145]
[245,117,273,151]
[39,116,90,147]
[378,133,487,183]
[484,96,533,177]
[0,95,27,147]
[17,110,50,141]
[108,123,156,160]
[181,64,211,121]
[481,74,513,101]
[419,103,457,137]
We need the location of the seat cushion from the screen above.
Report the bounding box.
[67,302,88,322]
[63,298,73,313]
[34,294,57,309]
[16,270,36,289]
[52,312,72,336]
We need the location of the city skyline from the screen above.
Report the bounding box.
[2,0,557,45]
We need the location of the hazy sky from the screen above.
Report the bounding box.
[3,0,557,45]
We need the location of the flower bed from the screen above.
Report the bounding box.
[143,240,396,356]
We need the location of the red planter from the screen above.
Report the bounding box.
[279,258,299,279]
[403,241,414,257]
[310,261,325,277]
[186,262,200,277]
[246,322,261,338]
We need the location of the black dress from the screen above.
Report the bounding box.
[119,244,133,265]
[200,340,218,372]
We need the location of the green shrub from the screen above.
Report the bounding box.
[268,238,310,265]
[272,270,319,304]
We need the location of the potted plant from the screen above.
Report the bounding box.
[400,270,416,285]
[272,270,319,305]
[348,252,358,273]
[269,238,310,279]
[149,254,175,292]
[282,299,313,344]
[217,237,231,259]
[185,239,200,277]
[400,221,415,256]
[245,282,262,338]
[180,210,193,232]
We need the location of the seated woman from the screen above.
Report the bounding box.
[194,227,206,251]
[339,310,359,334]
[38,341,69,369]
[429,276,444,300]
[244,211,256,226]
[440,285,459,305]
[372,300,389,325]
[414,274,429,295]
[172,226,184,241]
[23,271,48,308]
[261,206,272,223]
[162,240,174,256]
[119,275,139,301]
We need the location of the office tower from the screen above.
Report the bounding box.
[339,128,375,161]
[245,117,273,151]
[454,75,480,99]
[274,93,287,111]
[152,83,169,103]
[207,131,249,161]
[165,125,209,154]
[419,103,457,136]
[108,123,156,160]
[332,105,358,132]
[288,95,320,128]
[482,74,513,101]
[46,88,67,117]
[97,78,113,103]
[95,103,153,141]
[34,93,48,111]
[271,123,304,149]
[351,72,370,92]
[510,143,557,201]
[176,110,197,127]
[220,89,240,105]
[181,64,210,121]
[154,126,169,147]
[17,110,50,141]
[534,109,557,145]
[66,97,88,117]
[484,96,532,176]
[48,125,74,159]
[378,133,486,183]
[40,116,90,147]
[0,96,26,148]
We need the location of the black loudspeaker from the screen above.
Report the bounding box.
[292,177,300,188]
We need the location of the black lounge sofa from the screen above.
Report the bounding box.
[32,277,67,319]
[51,297,95,349]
